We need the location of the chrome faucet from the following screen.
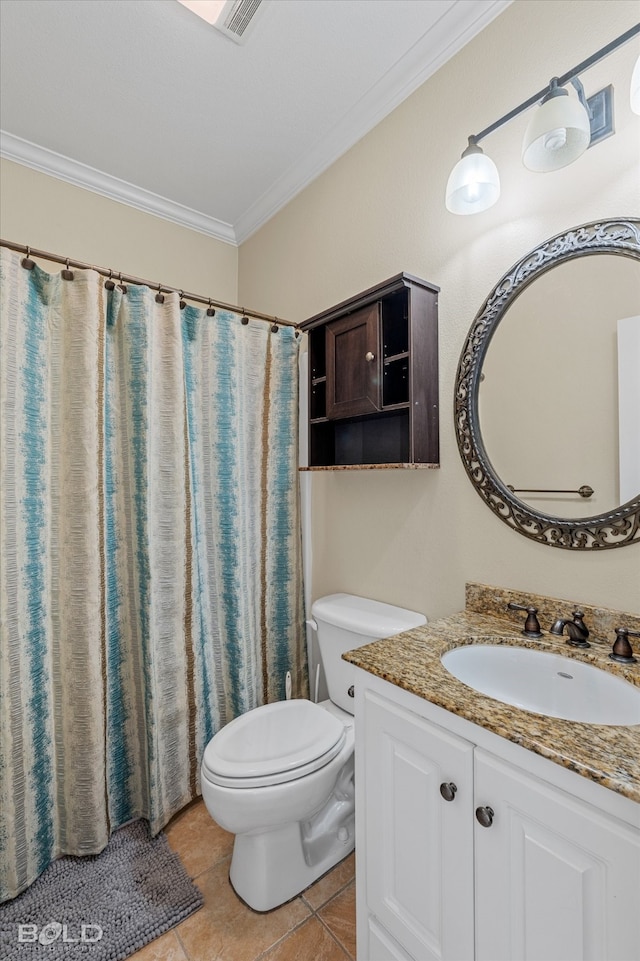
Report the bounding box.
[549,610,590,649]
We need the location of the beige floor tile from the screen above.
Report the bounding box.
[165,798,234,879]
[176,858,312,961]
[259,917,350,961]
[318,880,356,960]
[302,852,355,911]
[128,930,189,961]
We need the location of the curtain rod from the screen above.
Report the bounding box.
[0,239,299,331]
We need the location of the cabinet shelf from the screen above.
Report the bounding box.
[383,351,409,365]
[299,462,439,471]
[301,273,439,469]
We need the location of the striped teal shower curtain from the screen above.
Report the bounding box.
[0,248,306,901]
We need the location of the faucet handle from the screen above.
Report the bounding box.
[571,610,589,639]
[507,603,543,639]
[609,627,639,665]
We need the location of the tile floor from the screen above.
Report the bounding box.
[130,799,356,961]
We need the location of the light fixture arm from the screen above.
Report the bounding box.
[470,22,640,145]
[569,76,592,118]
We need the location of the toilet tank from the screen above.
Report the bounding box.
[311,593,427,714]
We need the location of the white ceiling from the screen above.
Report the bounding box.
[0,0,510,244]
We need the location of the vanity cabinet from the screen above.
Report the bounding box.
[474,750,638,961]
[300,273,439,468]
[362,690,474,961]
[355,673,640,961]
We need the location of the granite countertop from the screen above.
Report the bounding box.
[343,608,640,804]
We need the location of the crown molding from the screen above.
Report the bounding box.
[234,0,512,243]
[1,0,510,248]
[0,130,237,246]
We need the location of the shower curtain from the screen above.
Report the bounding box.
[0,248,306,901]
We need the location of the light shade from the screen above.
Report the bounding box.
[445,143,500,215]
[522,85,591,172]
[631,54,640,115]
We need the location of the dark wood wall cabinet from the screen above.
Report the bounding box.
[300,273,440,470]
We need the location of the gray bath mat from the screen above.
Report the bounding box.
[0,819,203,959]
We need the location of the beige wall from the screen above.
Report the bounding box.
[480,255,640,518]
[1,2,638,621]
[239,0,640,618]
[0,159,238,302]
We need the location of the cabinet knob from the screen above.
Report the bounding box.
[347,685,355,698]
[439,782,457,802]
[475,805,495,828]
[365,351,375,362]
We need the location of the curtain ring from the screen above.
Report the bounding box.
[207,299,216,317]
[179,291,187,310]
[21,246,35,271]
[155,283,165,304]
[270,322,279,333]
[241,310,249,325]
[62,257,74,281]
[118,271,128,294]
[105,268,115,291]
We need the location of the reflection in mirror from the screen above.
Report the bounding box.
[479,255,640,519]
[454,218,640,549]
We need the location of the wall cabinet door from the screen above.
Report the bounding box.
[326,304,381,419]
[362,689,475,961]
[474,749,640,961]
[302,272,440,467]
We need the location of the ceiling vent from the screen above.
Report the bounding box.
[214,0,267,44]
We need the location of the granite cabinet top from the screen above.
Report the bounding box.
[343,609,640,804]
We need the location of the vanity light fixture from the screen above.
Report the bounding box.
[521,78,591,172]
[446,23,640,214]
[445,137,501,215]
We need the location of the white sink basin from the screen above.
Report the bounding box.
[441,645,640,725]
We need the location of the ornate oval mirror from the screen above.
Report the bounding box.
[454,218,640,549]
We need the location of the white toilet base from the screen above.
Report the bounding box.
[229,815,355,912]
[201,702,356,911]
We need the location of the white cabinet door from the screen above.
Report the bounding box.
[362,689,475,961]
[367,918,415,961]
[474,749,640,961]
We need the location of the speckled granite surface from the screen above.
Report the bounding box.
[466,582,640,644]
[343,584,640,804]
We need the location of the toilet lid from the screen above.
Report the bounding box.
[202,700,346,787]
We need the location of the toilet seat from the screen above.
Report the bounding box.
[202,699,347,789]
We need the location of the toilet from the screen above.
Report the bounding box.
[200,592,426,911]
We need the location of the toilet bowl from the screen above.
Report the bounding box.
[201,698,355,911]
[200,593,426,912]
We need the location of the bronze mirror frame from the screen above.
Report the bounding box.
[454,217,640,550]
